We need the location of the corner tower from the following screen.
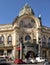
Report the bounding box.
[13,4,42,59]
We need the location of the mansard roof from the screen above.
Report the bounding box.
[42,26,50,31]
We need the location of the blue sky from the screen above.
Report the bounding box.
[0,0,50,27]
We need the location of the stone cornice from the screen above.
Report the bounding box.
[41,26,50,34]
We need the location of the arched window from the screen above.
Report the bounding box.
[19,21,23,27]
[0,35,4,44]
[8,35,12,44]
[25,35,31,40]
[42,36,46,46]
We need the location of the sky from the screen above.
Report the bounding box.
[0,0,50,27]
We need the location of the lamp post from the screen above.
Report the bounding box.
[38,41,41,57]
[19,37,23,59]
[19,21,24,59]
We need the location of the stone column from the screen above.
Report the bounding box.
[36,30,40,56]
[3,50,7,56]
[36,30,41,57]
[12,47,16,59]
[4,34,7,46]
[36,31,39,44]
[12,29,18,59]
[47,50,49,59]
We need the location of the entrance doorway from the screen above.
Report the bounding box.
[25,51,36,59]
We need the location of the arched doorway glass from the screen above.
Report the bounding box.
[25,35,31,41]
[25,51,36,59]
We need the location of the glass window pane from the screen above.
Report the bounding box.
[8,35,12,42]
[8,35,12,44]
[9,36,12,41]
[42,36,46,42]
[25,35,31,40]
[0,35,4,44]
[1,36,4,41]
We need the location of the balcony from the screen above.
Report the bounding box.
[0,43,5,47]
[5,44,13,47]
[0,43,13,49]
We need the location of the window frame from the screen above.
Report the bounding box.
[0,35,4,44]
[7,35,12,44]
[42,36,46,47]
[25,35,31,41]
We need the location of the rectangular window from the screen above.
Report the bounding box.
[0,50,4,55]
[42,50,47,58]
[49,51,50,57]
[8,35,12,44]
[42,42,46,47]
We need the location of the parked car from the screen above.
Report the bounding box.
[14,59,25,64]
[30,58,37,63]
[43,59,50,65]
[36,57,45,62]
[0,56,7,64]
[44,62,50,65]
[23,58,37,64]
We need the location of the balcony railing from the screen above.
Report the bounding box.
[5,44,13,47]
[0,43,13,48]
[0,43,5,47]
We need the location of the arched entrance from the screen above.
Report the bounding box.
[25,51,36,59]
[23,42,38,59]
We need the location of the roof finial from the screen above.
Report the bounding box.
[38,14,42,21]
[25,2,28,6]
[24,2,30,8]
[39,14,41,18]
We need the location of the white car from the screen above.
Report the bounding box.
[23,58,37,63]
[36,57,45,62]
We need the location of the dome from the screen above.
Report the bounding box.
[19,3,34,16]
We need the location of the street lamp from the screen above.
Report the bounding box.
[19,37,23,59]
[38,41,41,57]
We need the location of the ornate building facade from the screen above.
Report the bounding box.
[0,4,50,60]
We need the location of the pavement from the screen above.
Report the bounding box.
[0,63,44,65]
[13,62,44,65]
[0,62,44,65]
[0,61,44,65]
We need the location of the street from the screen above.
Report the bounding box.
[0,62,44,65]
